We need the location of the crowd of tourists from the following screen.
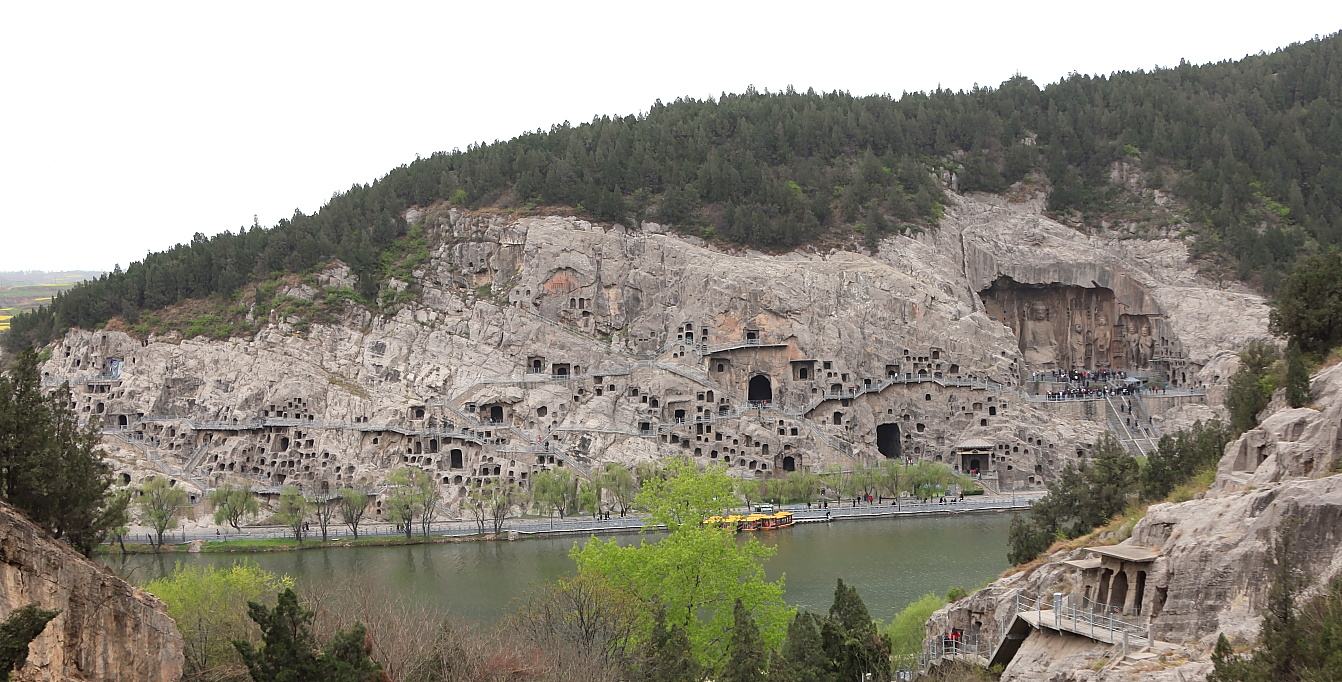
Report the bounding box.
[1044,383,1146,401]
[1031,368,1130,383]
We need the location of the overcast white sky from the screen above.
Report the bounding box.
[2,1,1339,272]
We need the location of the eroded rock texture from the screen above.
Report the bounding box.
[0,502,183,681]
[928,361,1342,681]
[40,193,1265,517]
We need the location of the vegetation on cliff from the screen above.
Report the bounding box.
[1007,423,1233,565]
[1210,524,1342,681]
[6,32,1342,350]
[0,605,60,681]
[1270,248,1342,357]
[1007,433,1138,564]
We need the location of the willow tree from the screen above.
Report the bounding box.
[572,458,791,670]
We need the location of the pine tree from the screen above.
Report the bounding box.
[822,580,891,681]
[233,588,380,682]
[637,607,701,682]
[770,611,831,682]
[0,351,126,555]
[720,599,767,682]
[1284,341,1310,409]
[1257,527,1302,680]
[1207,633,1258,682]
[1083,434,1139,527]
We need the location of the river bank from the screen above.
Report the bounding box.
[100,494,1038,555]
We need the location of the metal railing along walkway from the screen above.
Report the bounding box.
[1012,592,1151,649]
[1105,395,1151,457]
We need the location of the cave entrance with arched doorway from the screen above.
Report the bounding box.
[781,455,796,472]
[747,375,773,404]
[1109,571,1129,612]
[876,423,901,459]
[488,405,504,423]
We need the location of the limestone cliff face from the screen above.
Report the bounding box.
[40,192,1265,516]
[0,502,183,681]
[930,362,1342,681]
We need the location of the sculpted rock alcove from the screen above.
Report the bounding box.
[980,277,1173,372]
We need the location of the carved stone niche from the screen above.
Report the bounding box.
[980,277,1138,371]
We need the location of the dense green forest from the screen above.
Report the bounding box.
[6,32,1342,351]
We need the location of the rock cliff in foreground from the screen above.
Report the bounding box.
[0,502,183,681]
[930,361,1342,681]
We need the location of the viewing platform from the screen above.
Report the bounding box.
[989,588,1160,670]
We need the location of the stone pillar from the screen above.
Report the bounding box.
[1122,566,1139,615]
[1096,568,1112,608]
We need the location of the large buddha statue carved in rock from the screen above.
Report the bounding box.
[1140,323,1155,365]
[1094,314,1112,368]
[1021,302,1058,368]
[1125,318,1143,368]
[1069,319,1088,369]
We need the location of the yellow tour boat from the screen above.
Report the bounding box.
[704,511,794,531]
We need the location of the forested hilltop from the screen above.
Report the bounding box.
[7,32,1341,351]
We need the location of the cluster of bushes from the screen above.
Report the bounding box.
[1139,421,1234,500]
[1225,337,1316,436]
[1008,422,1232,565]
[1007,434,1138,564]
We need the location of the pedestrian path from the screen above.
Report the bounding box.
[135,493,1041,546]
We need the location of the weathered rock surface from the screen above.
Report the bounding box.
[0,502,183,681]
[40,192,1266,519]
[928,361,1342,681]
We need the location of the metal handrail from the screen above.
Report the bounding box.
[1011,592,1150,648]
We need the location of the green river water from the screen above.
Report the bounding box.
[109,512,1012,622]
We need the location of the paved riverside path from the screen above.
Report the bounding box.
[141,492,1043,546]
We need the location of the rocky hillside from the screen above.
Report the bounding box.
[39,190,1265,518]
[926,357,1342,680]
[0,501,183,681]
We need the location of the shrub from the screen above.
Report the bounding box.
[887,593,945,662]
[144,562,293,680]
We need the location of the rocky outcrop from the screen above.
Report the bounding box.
[39,192,1267,521]
[929,361,1342,681]
[0,502,183,681]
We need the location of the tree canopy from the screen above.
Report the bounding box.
[6,32,1342,350]
[571,460,791,670]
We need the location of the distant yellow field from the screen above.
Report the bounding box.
[0,273,95,333]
